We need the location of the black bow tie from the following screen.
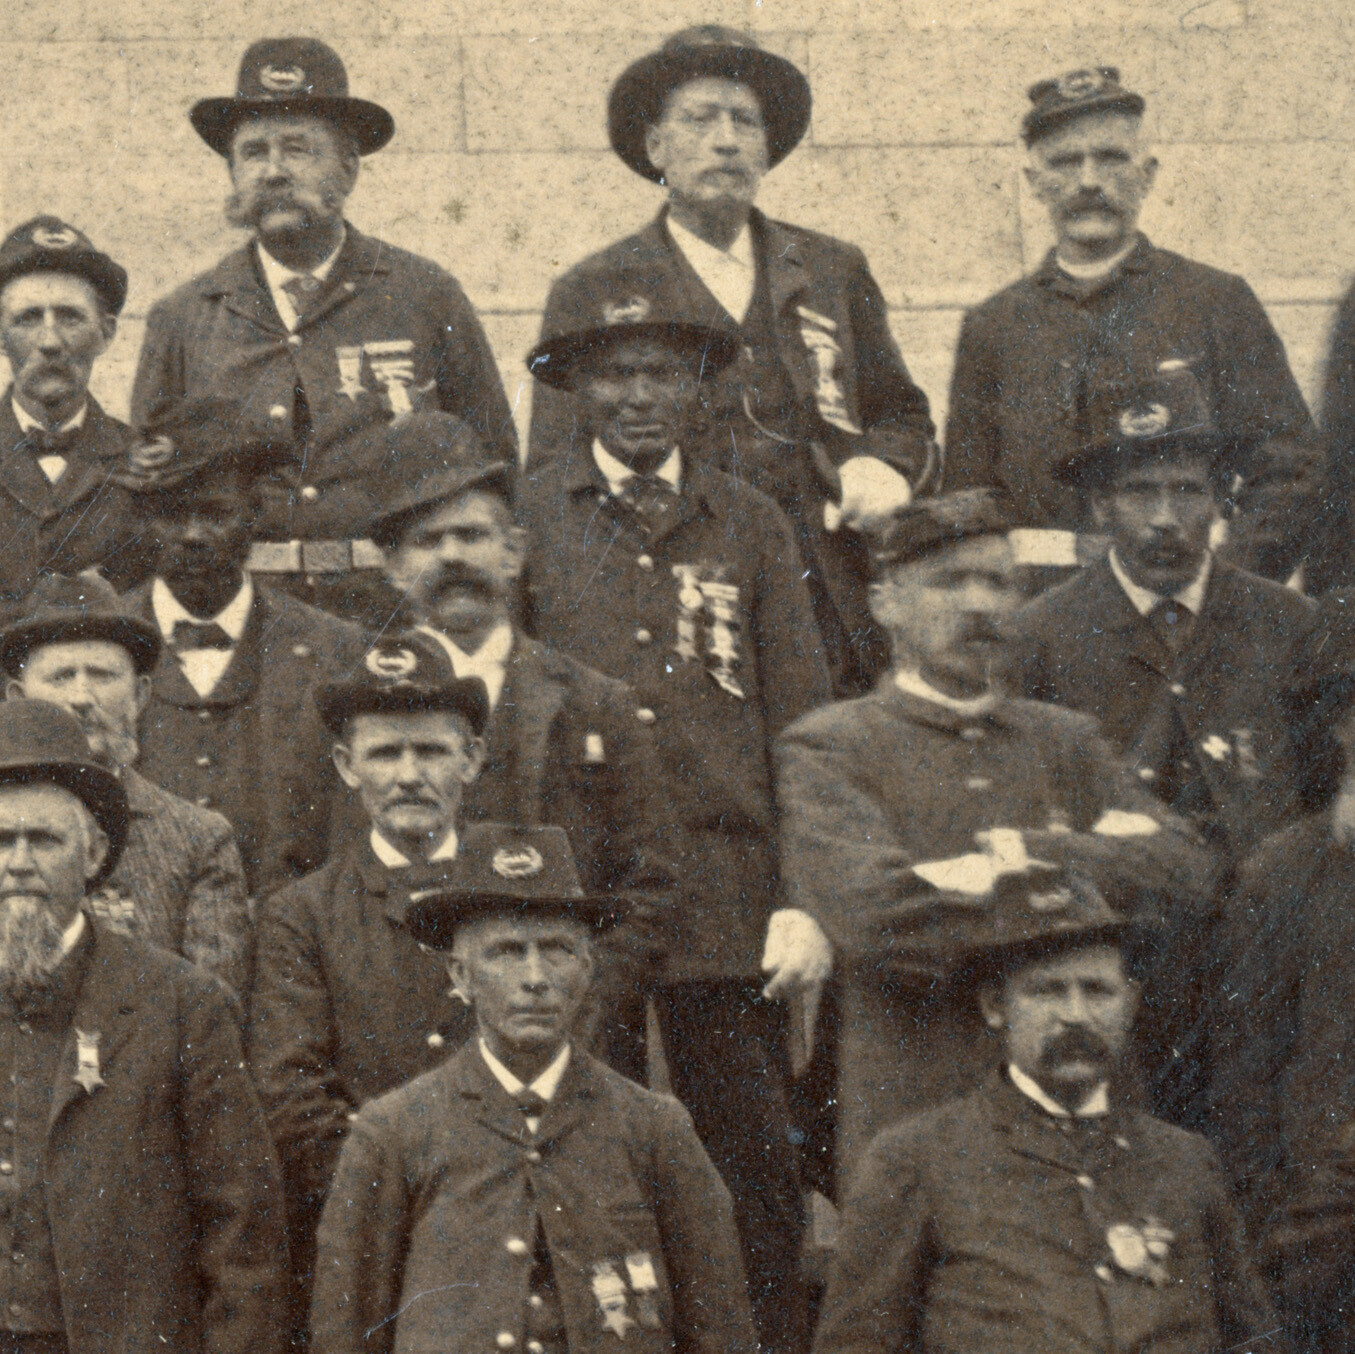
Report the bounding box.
[26,426,76,456]
[514,1089,548,1118]
[171,620,234,651]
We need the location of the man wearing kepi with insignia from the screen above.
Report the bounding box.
[311,823,758,1354]
[0,698,284,1354]
[131,37,515,625]
[774,490,1210,1178]
[945,67,1318,585]
[810,869,1283,1354]
[530,26,938,695]
[520,290,832,1354]
[0,217,151,617]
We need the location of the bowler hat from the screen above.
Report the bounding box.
[368,414,510,552]
[527,280,741,391]
[115,396,293,496]
[868,488,1012,574]
[316,632,490,738]
[0,216,127,316]
[403,823,625,949]
[1055,365,1244,488]
[191,37,395,157]
[1022,67,1146,147]
[609,27,811,183]
[0,573,161,679]
[0,700,128,886]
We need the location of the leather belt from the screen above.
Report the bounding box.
[247,539,386,574]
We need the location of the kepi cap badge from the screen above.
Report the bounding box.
[259,64,308,92]
[493,846,545,880]
[364,646,419,679]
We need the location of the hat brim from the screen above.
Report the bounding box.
[0,761,128,888]
[0,251,128,317]
[0,615,162,679]
[316,681,490,739]
[190,95,395,156]
[955,917,1148,989]
[527,321,741,391]
[369,462,514,552]
[404,891,625,950]
[1055,430,1245,488]
[1023,91,1147,146]
[608,45,811,183]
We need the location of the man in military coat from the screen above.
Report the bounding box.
[311,823,758,1354]
[775,490,1211,1176]
[945,67,1316,584]
[131,37,515,624]
[0,216,151,617]
[529,26,938,695]
[117,396,368,899]
[811,871,1282,1354]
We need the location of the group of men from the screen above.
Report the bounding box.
[0,23,1350,1354]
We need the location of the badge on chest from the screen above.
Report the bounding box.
[334,339,433,415]
[670,564,744,699]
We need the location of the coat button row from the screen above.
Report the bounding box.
[505,1237,530,1256]
[269,405,288,420]
[496,1332,516,1348]
[637,554,654,571]
[527,1342,545,1354]
[635,629,653,645]
[635,708,656,725]
[426,1033,445,1049]
[301,486,320,502]
[0,1162,13,1176]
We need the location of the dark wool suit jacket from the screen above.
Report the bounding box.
[813,1074,1284,1354]
[40,922,284,1354]
[312,1043,758,1354]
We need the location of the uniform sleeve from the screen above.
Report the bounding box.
[812,1132,926,1354]
[310,1118,410,1354]
[1313,281,1355,591]
[181,816,252,1003]
[649,1099,761,1354]
[941,306,1000,494]
[177,969,289,1354]
[129,295,188,428]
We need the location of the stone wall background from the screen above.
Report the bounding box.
[7,0,1350,443]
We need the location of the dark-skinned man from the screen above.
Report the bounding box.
[775,490,1211,1180]
[945,68,1317,586]
[520,289,833,1354]
[0,572,249,995]
[116,396,368,900]
[530,26,938,696]
[0,217,151,616]
[811,870,1282,1354]
[311,823,758,1354]
[0,698,284,1354]
[131,38,515,626]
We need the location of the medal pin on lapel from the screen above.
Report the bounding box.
[591,1263,636,1339]
[74,1029,104,1094]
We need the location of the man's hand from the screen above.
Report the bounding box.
[761,908,833,1000]
[825,456,912,533]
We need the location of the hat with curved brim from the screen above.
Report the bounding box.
[191,37,394,157]
[403,823,626,949]
[0,573,161,679]
[1023,66,1146,147]
[0,700,128,887]
[0,216,128,316]
[608,26,811,183]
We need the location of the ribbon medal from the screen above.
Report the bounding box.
[625,1252,662,1330]
[591,1262,636,1340]
[669,565,745,699]
[797,306,862,435]
[74,1029,104,1095]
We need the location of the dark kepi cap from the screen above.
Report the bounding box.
[0,216,128,316]
[0,573,161,679]
[1022,66,1146,147]
[114,395,293,496]
[527,283,741,391]
[316,632,490,738]
[608,25,811,183]
[368,414,509,552]
[0,700,128,886]
[868,488,1012,573]
[404,823,625,950]
[190,37,395,156]
[1056,364,1242,488]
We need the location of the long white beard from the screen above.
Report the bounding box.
[0,898,67,996]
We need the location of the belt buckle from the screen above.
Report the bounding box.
[301,540,352,574]
[247,541,303,572]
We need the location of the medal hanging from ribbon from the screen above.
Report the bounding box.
[670,565,745,699]
[797,306,862,435]
[625,1251,662,1330]
[591,1262,636,1339]
[74,1028,104,1095]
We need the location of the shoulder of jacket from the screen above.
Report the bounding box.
[779,692,880,746]
[259,585,367,644]
[1005,694,1103,741]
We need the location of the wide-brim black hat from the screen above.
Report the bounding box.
[0,216,128,316]
[529,318,740,391]
[0,573,161,678]
[0,700,128,887]
[608,26,811,184]
[191,37,395,157]
[403,824,625,949]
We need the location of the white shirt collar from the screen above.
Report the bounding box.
[151,574,254,642]
[666,215,755,323]
[893,667,999,716]
[368,827,459,869]
[1055,239,1137,280]
[12,399,87,436]
[1107,548,1212,618]
[591,440,682,498]
[417,621,513,711]
[1008,1062,1109,1118]
[256,231,346,331]
[479,1039,572,1108]
[61,908,87,959]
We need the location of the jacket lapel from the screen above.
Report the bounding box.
[203,244,288,337]
[294,227,391,333]
[448,1042,535,1144]
[47,399,120,514]
[757,212,812,325]
[491,637,566,819]
[0,395,59,519]
[1085,558,1174,680]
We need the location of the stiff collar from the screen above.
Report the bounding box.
[369,827,459,869]
[1008,1061,1109,1119]
[893,666,1000,717]
[256,232,345,290]
[1036,233,1154,292]
[1054,238,1138,280]
[417,620,514,711]
[592,440,682,496]
[479,1038,572,1102]
[151,574,254,641]
[12,399,87,436]
[1107,548,1212,618]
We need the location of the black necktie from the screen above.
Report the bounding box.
[26,426,76,456]
[171,620,234,651]
[617,474,677,536]
[281,273,322,322]
[1148,599,1191,654]
[515,1089,548,1119]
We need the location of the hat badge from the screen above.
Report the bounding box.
[1028,887,1073,914]
[492,846,545,879]
[602,297,651,325]
[1118,403,1171,438]
[1056,69,1106,100]
[31,226,78,250]
[259,64,307,93]
[364,646,419,679]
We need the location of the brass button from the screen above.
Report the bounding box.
[287,334,302,348]
[1137,767,1155,781]
[195,755,211,768]
[635,628,653,645]
[16,1023,30,1036]
[505,1237,530,1256]
[527,1341,545,1354]
[301,486,320,502]
[635,707,656,725]
[1076,1173,1094,1190]
[2,1120,14,1134]
[1094,1262,1113,1283]
[0,1162,14,1176]
[1169,682,1186,696]
[426,1032,445,1049]
[198,709,212,721]
[496,1333,516,1349]
[637,554,654,571]
[269,404,287,419]
[529,1295,545,1310]
[526,1149,542,1163]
